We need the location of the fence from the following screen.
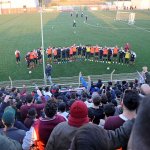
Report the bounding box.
[0,72,139,89]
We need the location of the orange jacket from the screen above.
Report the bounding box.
[103,48,108,55]
[70,47,73,55]
[113,47,118,54]
[95,47,99,53]
[29,52,35,59]
[73,46,76,52]
[47,48,52,55]
[90,47,95,54]
[53,49,57,56]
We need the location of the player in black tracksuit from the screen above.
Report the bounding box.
[118,49,125,63]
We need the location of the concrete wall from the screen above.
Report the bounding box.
[0,0,39,9]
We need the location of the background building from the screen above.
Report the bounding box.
[0,0,39,14]
[131,0,150,9]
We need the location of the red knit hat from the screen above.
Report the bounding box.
[68,100,89,127]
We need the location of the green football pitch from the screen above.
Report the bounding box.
[0,10,150,81]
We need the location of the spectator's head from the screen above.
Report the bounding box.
[142,66,148,73]
[88,108,95,122]
[108,81,112,86]
[27,108,37,119]
[58,102,66,113]
[134,79,138,84]
[10,98,17,107]
[104,103,115,117]
[67,99,75,111]
[70,123,109,150]
[2,106,16,128]
[91,92,99,99]
[122,80,127,85]
[0,91,3,98]
[116,90,122,99]
[106,91,112,102]
[39,87,43,92]
[45,86,50,92]
[44,100,57,118]
[26,94,33,103]
[129,81,134,89]
[68,100,89,127]
[70,92,77,100]
[122,89,139,111]
[98,79,102,83]
[111,99,117,107]
[92,95,101,106]
[140,84,150,95]
[11,87,17,93]
[100,94,108,104]
[0,87,5,92]
[128,96,150,150]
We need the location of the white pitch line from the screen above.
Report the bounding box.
[118,20,150,33]
[84,21,150,32]
[84,21,113,29]
[84,22,133,30]
[133,24,150,33]
[89,12,150,33]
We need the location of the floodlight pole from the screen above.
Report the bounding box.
[40,1,47,86]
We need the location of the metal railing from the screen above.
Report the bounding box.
[0,72,139,89]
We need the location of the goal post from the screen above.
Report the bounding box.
[128,13,135,25]
[116,11,135,25]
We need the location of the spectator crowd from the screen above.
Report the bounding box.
[0,66,150,150]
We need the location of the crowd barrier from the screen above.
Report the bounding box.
[0,72,139,89]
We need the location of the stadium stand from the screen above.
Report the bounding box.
[0,72,150,150]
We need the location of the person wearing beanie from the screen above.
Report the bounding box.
[45,100,89,150]
[0,106,26,144]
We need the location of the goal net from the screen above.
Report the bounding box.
[116,11,135,25]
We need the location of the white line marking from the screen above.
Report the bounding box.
[116,20,150,33]
[84,21,150,32]
[89,12,150,33]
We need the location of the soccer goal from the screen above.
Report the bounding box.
[116,11,135,25]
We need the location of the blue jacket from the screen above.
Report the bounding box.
[45,66,52,76]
